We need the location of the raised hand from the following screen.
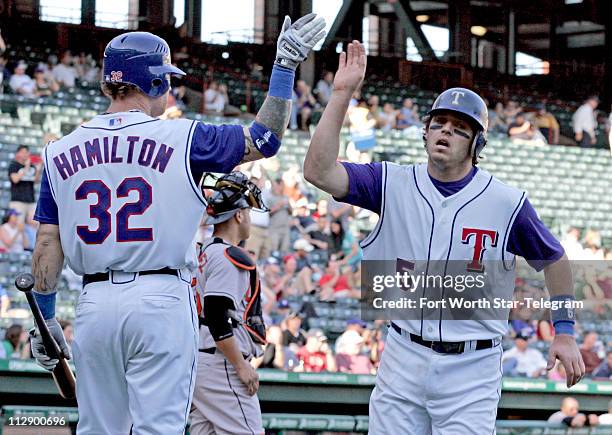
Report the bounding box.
[333,40,367,95]
[275,13,326,70]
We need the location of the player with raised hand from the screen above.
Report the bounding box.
[30,16,324,435]
[304,41,584,434]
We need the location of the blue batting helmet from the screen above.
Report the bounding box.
[102,32,185,98]
[427,87,488,162]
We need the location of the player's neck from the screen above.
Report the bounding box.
[212,228,241,246]
[106,96,153,116]
[427,160,473,182]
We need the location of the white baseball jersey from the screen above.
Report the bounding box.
[361,162,526,341]
[196,237,262,357]
[39,111,244,275]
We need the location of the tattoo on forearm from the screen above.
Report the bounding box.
[32,232,64,294]
[240,130,264,164]
[255,96,291,139]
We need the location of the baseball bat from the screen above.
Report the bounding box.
[15,273,76,399]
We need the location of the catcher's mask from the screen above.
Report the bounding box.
[202,172,269,225]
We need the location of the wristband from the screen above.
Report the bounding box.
[268,65,295,100]
[550,295,576,335]
[33,291,57,320]
[249,122,281,157]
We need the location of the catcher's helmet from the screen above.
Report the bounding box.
[102,32,185,98]
[203,172,268,225]
[427,87,488,163]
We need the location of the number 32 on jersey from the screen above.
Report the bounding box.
[75,177,153,244]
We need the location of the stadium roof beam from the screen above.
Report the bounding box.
[394,0,437,61]
[446,0,471,64]
[321,0,365,51]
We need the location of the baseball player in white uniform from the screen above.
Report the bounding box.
[304,41,585,434]
[191,172,267,435]
[29,17,325,435]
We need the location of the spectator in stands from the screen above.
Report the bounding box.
[0,209,28,253]
[315,71,334,106]
[9,62,35,97]
[592,350,612,379]
[335,329,374,374]
[257,325,285,369]
[59,320,74,348]
[536,309,555,343]
[548,397,598,427]
[330,220,362,271]
[378,103,398,132]
[268,178,291,253]
[504,100,521,121]
[327,197,353,231]
[580,331,603,375]
[33,66,59,97]
[296,329,336,372]
[508,112,545,145]
[295,80,317,131]
[0,324,26,359]
[501,334,547,378]
[0,29,5,55]
[335,319,366,352]
[8,145,42,220]
[319,260,359,300]
[281,312,306,348]
[583,230,604,260]
[488,102,509,134]
[368,95,382,121]
[548,360,567,381]
[306,214,332,253]
[561,227,584,260]
[534,104,560,144]
[245,175,270,260]
[572,96,599,148]
[0,284,9,317]
[204,81,224,113]
[0,56,10,92]
[24,209,37,251]
[396,98,422,130]
[599,400,612,425]
[52,51,78,89]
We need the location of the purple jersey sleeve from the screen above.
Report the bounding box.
[189,123,245,184]
[34,168,59,225]
[335,162,383,214]
[507,198,564,271]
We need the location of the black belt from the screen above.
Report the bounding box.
[390,322,495,354]
[83,267,179,287]
[199,347,250,359]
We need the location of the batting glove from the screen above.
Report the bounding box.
[29,318,71,371]
[275,13,326,70]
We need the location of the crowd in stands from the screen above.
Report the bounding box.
[548,397,612,428]
[5,50,100,97]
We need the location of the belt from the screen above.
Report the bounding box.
[83,267,179,287]
[390,322,495,354]
[199,347,250,360]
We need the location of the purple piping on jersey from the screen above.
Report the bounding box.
[360,162,388,249]
[80,118,160,131]
[412,165,436,338]
[183,120,207,206]
[501,192,526,271]
[439,174,493,342]
[43,147,56,198]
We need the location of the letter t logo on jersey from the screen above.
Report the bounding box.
[461,227,498,273]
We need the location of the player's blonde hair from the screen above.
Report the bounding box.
[100,82,143,99]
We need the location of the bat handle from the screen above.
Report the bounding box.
[25,292,62,359]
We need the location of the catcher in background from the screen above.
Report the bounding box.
[304,41,585,435]
[191,172,268,435]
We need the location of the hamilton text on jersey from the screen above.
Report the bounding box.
[52,136,175,180]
